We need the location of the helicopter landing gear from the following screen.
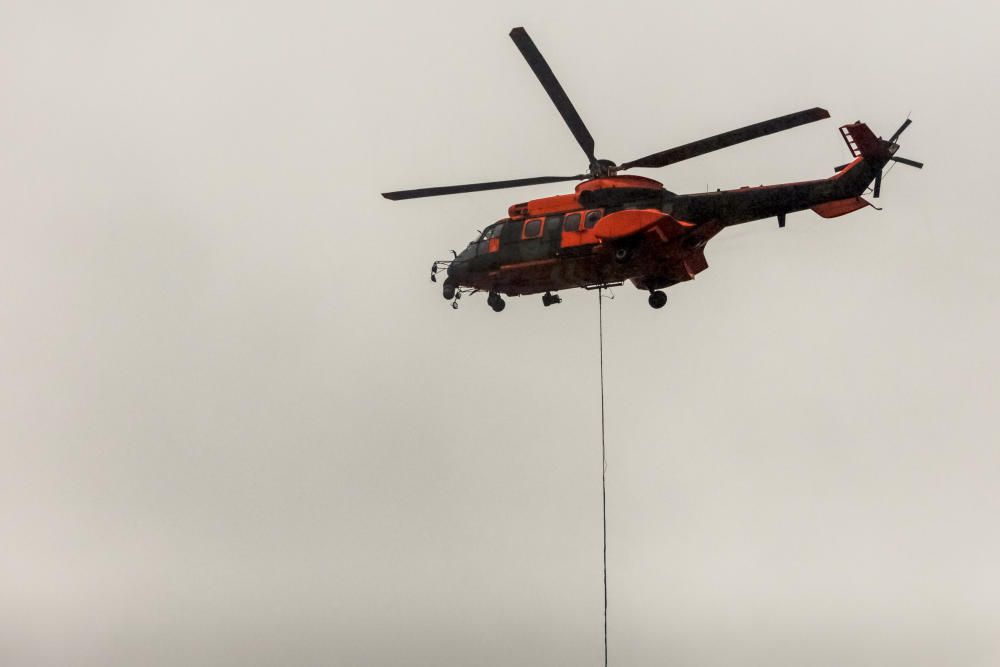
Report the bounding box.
[487,291,506,313]
[648,290,667,309]
[542,291,561,307]
[442,279,456,301]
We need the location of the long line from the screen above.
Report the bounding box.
[598,288,608,667]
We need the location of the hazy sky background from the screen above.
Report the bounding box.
[2,1,998,665]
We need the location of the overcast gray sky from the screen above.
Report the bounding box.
[2,0,999,665]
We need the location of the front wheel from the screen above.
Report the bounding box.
[648,290,667,309]
[442,281,456,300]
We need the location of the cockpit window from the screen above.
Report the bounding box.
[479,222,504,241]
[476,222,505,255]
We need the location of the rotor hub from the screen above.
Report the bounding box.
[591,159,618,178]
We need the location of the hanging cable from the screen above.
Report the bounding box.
[598,288,608,667]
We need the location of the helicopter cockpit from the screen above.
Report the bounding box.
[454,221,504,262]
[476,221,504,255]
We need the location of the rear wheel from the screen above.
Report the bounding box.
[648,290,667,309]
[488,291,505,312]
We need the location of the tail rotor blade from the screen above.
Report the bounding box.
[891,156,924,169]
[888,118,912,144]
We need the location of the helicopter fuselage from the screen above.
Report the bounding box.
[443,139,885,301]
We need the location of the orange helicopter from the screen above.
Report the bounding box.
[383,27,923,312]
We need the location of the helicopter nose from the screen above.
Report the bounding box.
[447,259,466,279]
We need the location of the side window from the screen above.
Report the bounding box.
[584,209,603,229]
[523,218,542,239]
[544,215,562,234]
[563,212,581,232]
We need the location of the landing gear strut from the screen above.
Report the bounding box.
[648,290,667,309]
[542,291,561,307]
[487,291,506,313]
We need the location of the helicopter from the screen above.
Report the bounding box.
[382,27,923,312]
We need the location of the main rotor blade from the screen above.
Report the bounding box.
[888,118,912,144]
[381,174,584,200]
[509,27,598,170]
[890,156,924,169]
[620,107,831,170]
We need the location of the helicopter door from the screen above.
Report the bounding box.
[541,215,563,256]
[560,211,583,248]
[518,217,546,262]
[499,219,523,264]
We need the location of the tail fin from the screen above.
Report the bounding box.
[833,117,923,199]
[839,122,891,161]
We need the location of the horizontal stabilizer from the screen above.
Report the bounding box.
[812,197,871,219]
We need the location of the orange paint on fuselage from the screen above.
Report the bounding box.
[450,158,877,297]
[507,175,665,219]
[575,175,663,193]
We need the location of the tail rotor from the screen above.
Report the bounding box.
[872,117,924,198]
